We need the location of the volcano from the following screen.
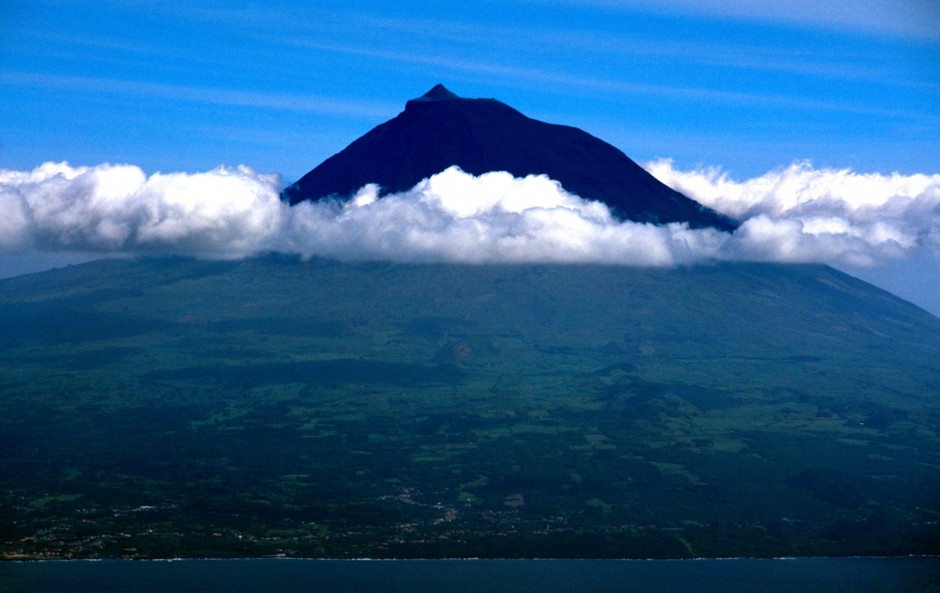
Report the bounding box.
[284,85,736,231]
[2,255,939,559]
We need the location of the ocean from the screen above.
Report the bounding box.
[2,557,938,593]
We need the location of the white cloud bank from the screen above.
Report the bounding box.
[0,162,285,258]
[1,160,938,268]
[647,159,940,268]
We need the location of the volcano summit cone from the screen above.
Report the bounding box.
[284,85,736,231]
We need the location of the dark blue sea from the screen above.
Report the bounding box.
[2,557,938,593]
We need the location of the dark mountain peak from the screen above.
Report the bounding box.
[412,84,460,102]
[403,85,510,116]
[284,87,738,231]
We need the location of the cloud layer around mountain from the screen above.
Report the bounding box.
[647,159,940,267]
[0,162,285,258]
[1,160,938,268]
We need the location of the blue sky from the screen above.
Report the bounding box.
[1,0,939,311]
[2,0,937,179]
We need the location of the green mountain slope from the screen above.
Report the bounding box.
[1,256,938,559]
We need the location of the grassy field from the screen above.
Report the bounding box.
[1,256,938,559]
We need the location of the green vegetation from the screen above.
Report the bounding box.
[1,255,938,559]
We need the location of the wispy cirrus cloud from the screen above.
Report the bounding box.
[273,39,935,122]
[352,13,915,86]
[535,0,940,41]
[0,72,397,119]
